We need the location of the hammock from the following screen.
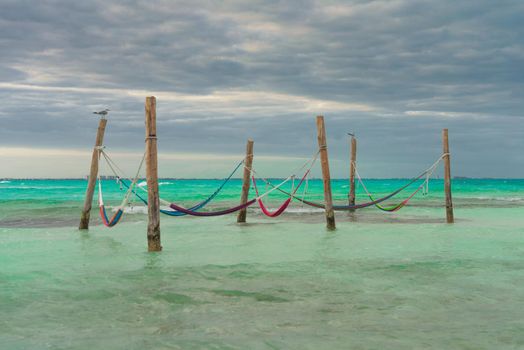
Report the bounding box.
[259,154,446,211]
[253,182,292,217]
[106,151,290,218]
[99,206,124,227]
[98,152,145,227]
[169,199,257,216]
[247,151,319,217]
[259,171,427,211]
[103,151,244,217]
[161,159,244,216]
[251,169,310,217]
[355,154,443,212]
[168,175,293,217]
[360,181,425,212]
[168,152,318,218]
[355,173,425,212]
[117,179,211,216]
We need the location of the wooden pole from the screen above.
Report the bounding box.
[237,139,254,223]
[145,96,162,251]
[348,135,357,211]
[442,128,454,223]
[316,116,336,230]
[79,117,108,230]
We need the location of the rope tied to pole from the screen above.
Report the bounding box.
[102,148,246,217]
[351,153,447,212]
[168,175,293,216]
[256,153,447,211]
[249,151,320,217]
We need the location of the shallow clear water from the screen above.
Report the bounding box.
[1,178,524,349]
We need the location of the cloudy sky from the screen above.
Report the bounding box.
[0,0,522,178]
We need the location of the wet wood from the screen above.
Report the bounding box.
[443,128,454,223]
[237,139,254,223]
[348,136,357,211]
[145,96,162,251]
[316,116,336,230]
[79,118,107,230]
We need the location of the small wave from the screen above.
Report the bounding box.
[137,181,173,188]
[253,207,324,214]
[123,206,148,214]
[469,196,523,202]
[0,180,11,184]
[105,205,148,215]
[495,197,523,202]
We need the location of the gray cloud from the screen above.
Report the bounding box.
[0,0,523,178]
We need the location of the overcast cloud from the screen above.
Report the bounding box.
[0,0,523,178]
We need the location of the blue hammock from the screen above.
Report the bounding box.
[99,205,124,227]
[119,160,244,216]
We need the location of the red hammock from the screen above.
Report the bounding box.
[251,170,309,217]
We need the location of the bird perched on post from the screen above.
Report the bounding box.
[93,109,110,118]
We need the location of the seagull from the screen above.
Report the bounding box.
[93,109,110,116]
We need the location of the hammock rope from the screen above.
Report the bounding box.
[101,150,244,216]
[98,151,145,227]
[252,176,293,217]
[169,151,320,217]
[95,146,446,221]
[252,155,446,211]
[250,152,318,217]
[101,148,302,218]
[168,175,294,216]
[354,153,446,212]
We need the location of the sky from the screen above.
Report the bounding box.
[0,0,523,178]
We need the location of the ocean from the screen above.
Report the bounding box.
[1,178,524,349]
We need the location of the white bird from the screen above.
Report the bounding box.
[93,109,110,116]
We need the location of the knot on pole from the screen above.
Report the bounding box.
[319,145,327,151]
[145,135,157,142]
[95,145,106,150]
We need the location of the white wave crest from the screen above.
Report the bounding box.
[123,206,149,214]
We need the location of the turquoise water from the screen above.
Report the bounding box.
[1,178,524,349]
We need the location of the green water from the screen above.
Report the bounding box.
[1,179,524,349]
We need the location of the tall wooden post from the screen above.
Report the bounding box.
[442,128,454,223]
[145,97,162,251]
[348,135,357,211]
[316,116,336,230]
[237,139,254,223]
[79,117,108,230]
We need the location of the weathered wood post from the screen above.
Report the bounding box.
[237,139,254,223]
[348,135,357,211]
[316,116,336,230]
[442,128,454,223]
[79,117,108,230]
[145,96,162,251]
